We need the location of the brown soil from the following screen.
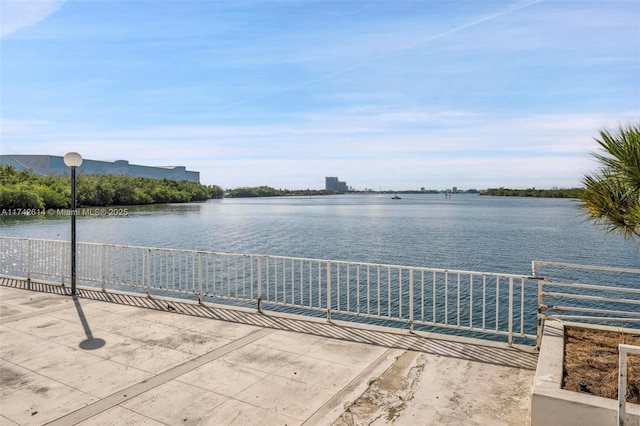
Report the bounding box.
[563,327,640,404]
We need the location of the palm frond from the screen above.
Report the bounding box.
[580,123,640,241]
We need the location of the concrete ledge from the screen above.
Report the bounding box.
[531,319,640,426]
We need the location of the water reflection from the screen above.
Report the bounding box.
[1,195,637,276]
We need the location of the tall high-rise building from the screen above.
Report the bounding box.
[325,177,338,191]
[325,176,348,192]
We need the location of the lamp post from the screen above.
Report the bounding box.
[64,152,83,296]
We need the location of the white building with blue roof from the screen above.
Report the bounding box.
[0,155,199,183]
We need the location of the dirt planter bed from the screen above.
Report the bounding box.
[564,327,640,404]
[531,320,640,426]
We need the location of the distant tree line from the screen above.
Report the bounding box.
[226,186,330,197]
[481,187,584,198]
[0,165,223,209]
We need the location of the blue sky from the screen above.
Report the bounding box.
[1,0,638,190]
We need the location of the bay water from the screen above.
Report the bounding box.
[2,193,639,341]
[1,194,637,275]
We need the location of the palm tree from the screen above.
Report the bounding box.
[580,124,640,240]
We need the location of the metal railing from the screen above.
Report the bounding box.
[0,237,539,345]
[618,344,640,426]
[533,261,640,349]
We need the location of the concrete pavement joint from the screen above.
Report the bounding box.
[44,327,276,426]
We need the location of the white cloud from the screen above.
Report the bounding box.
[0,0,65,38]
[2,109,629,189]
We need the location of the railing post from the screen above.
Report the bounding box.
[619,344,627,426]
[536,279,544,351]
[532,261,543,350]
[327,261,331,322]
[508,277,514,347]
[409,269,414,333]
[198,252,203,304]
[356,264,360,314]
[257,256,262,313]
[146,249,151,298]
[60,240,66,286]
[26,239,32,288]
[100,245,106,292]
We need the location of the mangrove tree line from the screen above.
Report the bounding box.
[0,165,223,209]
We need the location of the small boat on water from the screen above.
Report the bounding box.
[391,195,401,199]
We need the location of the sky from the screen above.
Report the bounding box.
[0,0,638,190]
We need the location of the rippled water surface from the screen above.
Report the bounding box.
[1,194,637,275]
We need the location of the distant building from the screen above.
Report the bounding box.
[325,176,348,192]
[325,177,338,191]
[0,155,200,182]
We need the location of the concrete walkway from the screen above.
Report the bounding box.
[0,277,537,425]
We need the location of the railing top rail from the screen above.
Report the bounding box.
[540,280,640,294]
[0,236,536,279]
[0,236,266,259]
[533,260,640,275]
[1,236,68,245]
[619,344,640,354]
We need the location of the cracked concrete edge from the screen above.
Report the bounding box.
[383,349,427,423]
[302,335,418,426]
[332,340,426,426]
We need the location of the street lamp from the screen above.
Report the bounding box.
[64,152,83,296]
